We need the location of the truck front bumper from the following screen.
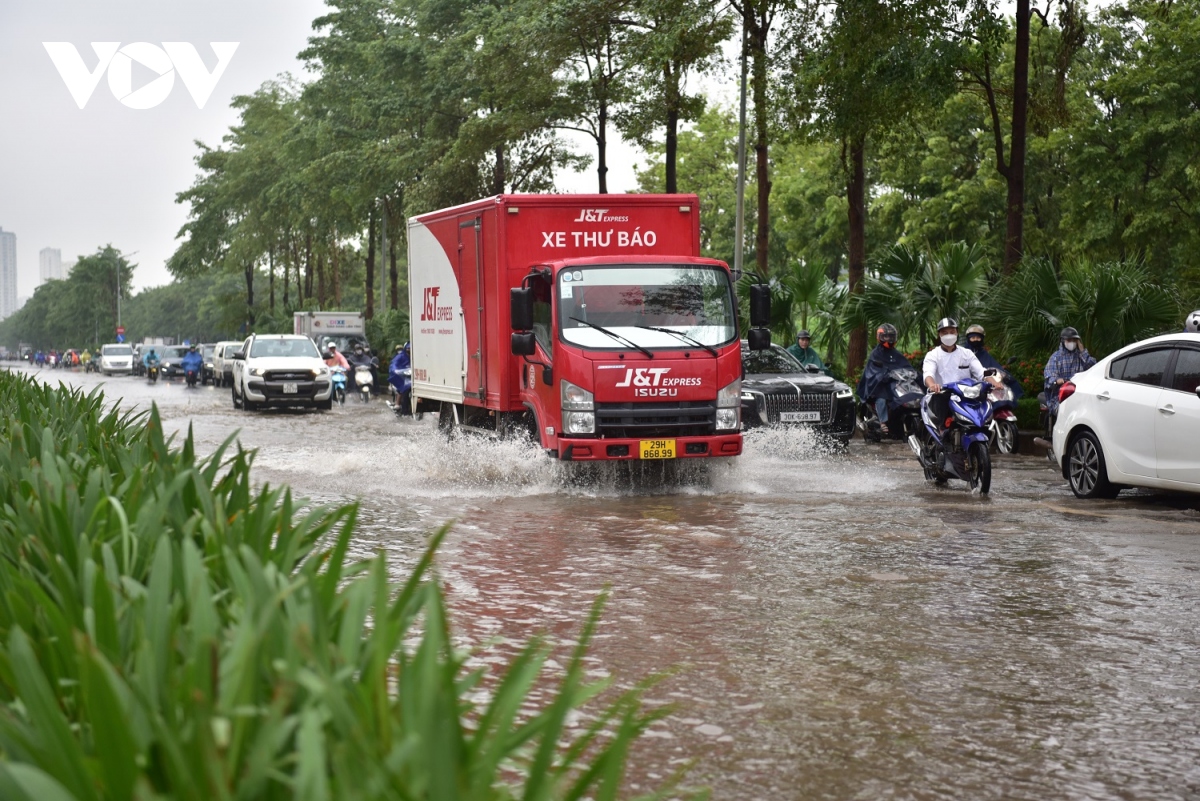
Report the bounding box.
[558,433,742,461]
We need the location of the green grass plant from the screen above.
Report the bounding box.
[0,372,674,800]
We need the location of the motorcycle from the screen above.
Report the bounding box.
[987,369,1020,454]
[908,372,996,493]
[388,367,423,418]
[858,367,924,441]
[353,364,375,402]
[330,366,347,405]
[184,368,200,388]
[147,364,160,383]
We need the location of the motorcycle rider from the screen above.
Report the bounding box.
[1043,326,1096,416]
[962,324,1023,400]
[786,330,831,375]
[923,318,1000,428]
[324,343,350,370]
[346,342,378,392]
[142,348,160,371]
[389,342,412,407]
[856,323,912,435]
[181,345,204,383]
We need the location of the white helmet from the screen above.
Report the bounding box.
[1186,310,1200,333]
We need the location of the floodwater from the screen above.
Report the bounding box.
[18,363,1200,800]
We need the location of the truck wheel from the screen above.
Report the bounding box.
[319,396,333,411]
[231,386,242,409]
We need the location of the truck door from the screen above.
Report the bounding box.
[459,216,486,401]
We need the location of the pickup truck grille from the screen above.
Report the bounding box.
[264,370,315,382]
[763,391,834,423]
[594,401,716,439]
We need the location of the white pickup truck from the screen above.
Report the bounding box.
[231,334,333,411]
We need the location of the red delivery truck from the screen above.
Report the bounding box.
[408,194,770,462]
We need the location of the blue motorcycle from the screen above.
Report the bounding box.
[330,366,347,405]
[908,373,996,493]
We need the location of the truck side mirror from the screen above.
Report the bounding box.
[232,351,245,361]
[511,331,536,356]
[749,284,771,329]
[511,287,534,331]
[748,328,771,351]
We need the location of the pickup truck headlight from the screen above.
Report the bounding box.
[316,366,329,377]
[561,380,593,411]
[248,367,262,377]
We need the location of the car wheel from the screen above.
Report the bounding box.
[969,441,992,494]
[1066,431,1119,499]
[319,396,333,411]
[232,385,243,409]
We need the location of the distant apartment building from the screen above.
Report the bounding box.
[39,247,64,282]
[0,228,16,321]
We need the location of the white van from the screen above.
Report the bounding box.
[211,340,243,387]
[98,343,135,376]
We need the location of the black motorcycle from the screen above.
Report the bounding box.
[858,367,924,442]
[184,368,200,388]
[147,364,160,383]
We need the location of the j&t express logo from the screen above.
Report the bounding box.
[420,287,454,322]
[43,42,239,109]
[613,367,701,398]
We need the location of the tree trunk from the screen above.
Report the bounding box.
[597,93,609,194]
[316,249,326,309]
[303,233,313,301]
[748,10,771,276]
[283,236,291,308]
[332,243,342,306]
[366,209,377,320]
[268,245,275,312]
[664,62,680,194]
[389,233,399,310]
[243,261,255,328]
[846,137,867,378]
[1003,0,1031,274]
[493,145,506,195]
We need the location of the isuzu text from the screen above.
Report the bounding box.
[408,194,771,462]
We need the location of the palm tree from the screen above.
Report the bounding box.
[982,258,1181,358]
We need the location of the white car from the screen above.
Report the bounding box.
[211,340,243,387]
[231,334,333,411]
[98,343,135,375]
[1053,333,1200,498]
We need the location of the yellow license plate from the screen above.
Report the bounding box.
[639,439,676,459]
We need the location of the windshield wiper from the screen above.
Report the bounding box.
[568,316,653,359]
[634,324,718,357]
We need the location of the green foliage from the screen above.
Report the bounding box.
[365,308,411,354]
[981,257,1182,359]
[0,373,678,799]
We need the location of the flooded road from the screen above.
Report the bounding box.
[20,363,1200,799]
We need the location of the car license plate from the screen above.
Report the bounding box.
[639,439,676,459]
[781,411,821,422]
[283,383,298,394]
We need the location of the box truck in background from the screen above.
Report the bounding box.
[408,194,770,462]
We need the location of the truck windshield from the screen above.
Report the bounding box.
[558,265,735,350]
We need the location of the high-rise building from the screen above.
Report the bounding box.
[0,228,17,321]
[39,247,64,282]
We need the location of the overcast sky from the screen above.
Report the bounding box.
[0,0,642,298]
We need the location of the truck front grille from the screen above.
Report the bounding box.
[594,401,716,439]
[264,370,316,382]
[763,391,834,423]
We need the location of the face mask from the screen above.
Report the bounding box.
[1065,341,1077,351]
[940,334,957,347]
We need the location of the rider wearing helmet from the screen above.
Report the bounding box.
[923,317,998,427]
[962,323,1023,400]
[1185,310,1200,333]
[181,344,204,378]
[856,323,913,435]
[1043,326,1095,415]
[786,330,831,375]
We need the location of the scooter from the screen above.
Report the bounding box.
[147,364,160,384]
[908,372,996,493]
[388,367,423,418]
[184,368,200,388]
[987,369,1020,454]
[330,366,347,405]
[353,364,374,402]
[858,367,924,441]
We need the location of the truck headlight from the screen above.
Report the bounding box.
[564,410,595,434]
[836,387,853,399]
[717,378,741,408]
[561,379,593,411]
[715,407,739,431]
[248,367,261,376]
[316,366,329,376]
